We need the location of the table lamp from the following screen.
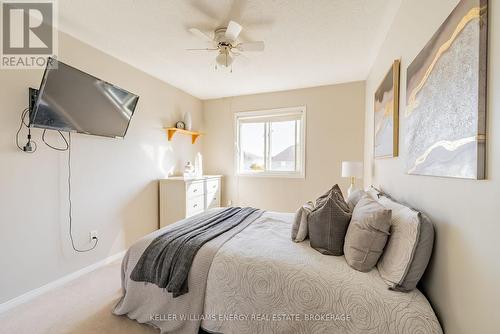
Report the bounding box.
[341,161,363,197]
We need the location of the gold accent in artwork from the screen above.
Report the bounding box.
[406,7,482,116]
[407,136,477,174]
[374,60,400,159]
[405,0,488,180]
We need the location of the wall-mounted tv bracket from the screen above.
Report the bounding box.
[29,87,39,119]
[21,88,40,152]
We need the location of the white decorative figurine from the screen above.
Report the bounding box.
[183,161,195,179]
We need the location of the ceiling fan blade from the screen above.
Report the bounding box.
[186,48,218,51]
[188,28,214,43]
[225,20,242,41]
[235,41,265,52]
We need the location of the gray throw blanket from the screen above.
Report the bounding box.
[130,207,260,297]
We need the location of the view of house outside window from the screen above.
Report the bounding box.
[235,107,305,178]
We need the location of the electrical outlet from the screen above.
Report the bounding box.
[227,200,233,206]
[89,230,98,242]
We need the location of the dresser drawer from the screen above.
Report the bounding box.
[186,181,204,197]
[206,190,221,209]
[206,178,220,193]
[186,195,204,217]
[160,176,223,228]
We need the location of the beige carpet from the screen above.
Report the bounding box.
[0,259,158,334]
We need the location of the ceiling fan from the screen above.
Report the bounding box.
[187,20,265,70]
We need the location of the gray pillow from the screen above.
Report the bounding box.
[309,189,351,256]
[316,184,345,207]
[376,195,434,291]
[347,189,366,210]
[291,201,314,242]
[344,195,391,272]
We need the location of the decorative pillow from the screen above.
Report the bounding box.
[308,188,351,256]
[366,185,383,200]
[344,195,391,272]
[315,184,345,207]
[376,195,434,291]
[347,189,366,210]
[291,201,314,242]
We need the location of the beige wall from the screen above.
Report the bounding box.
[202,82,365,212]
[364,0,500,333]
[0,31,202,304]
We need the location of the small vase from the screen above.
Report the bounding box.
[183,111,192,131]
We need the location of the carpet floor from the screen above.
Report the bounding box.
[0,259,158,334]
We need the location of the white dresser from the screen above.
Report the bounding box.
[159,175,222,228]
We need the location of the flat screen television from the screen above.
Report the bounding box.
[30,58,139,138]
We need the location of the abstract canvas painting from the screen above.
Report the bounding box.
[405,0,488,179]
[374,60,400,158]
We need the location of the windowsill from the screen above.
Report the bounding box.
[236,171,305,179]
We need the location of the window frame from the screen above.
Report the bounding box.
[234,106,306,178]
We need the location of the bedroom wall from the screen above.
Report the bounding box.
[364,0,499,333]
[202,82,365,212]
[0,31,202,304]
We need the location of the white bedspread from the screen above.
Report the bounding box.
[113,208,257,334]
[201,211,442,334]
[114,210,442,334]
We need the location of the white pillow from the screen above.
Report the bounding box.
[376,196,434,291]
[347,189,366,210]
[291,201,314,242]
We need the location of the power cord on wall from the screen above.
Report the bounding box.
[16,108,37,153]
[16,107,98,252]
[67,132,98,252]
[42,128,69,151]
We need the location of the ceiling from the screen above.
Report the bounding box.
[59,0,401,100]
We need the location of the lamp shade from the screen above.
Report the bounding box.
[341,161,363,178]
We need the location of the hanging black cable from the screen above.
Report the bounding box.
[16,107,37,153]
[15,107,97,252]
[42,128,69,151]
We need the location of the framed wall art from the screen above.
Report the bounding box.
[374,59,400,159]
[405,0,487,179]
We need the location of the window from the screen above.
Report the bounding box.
[235,106,306,177]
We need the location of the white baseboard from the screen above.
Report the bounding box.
[0,250,126,314]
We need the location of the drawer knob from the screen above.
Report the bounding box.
[193,189,198,192]
[193,204,198,208]
[213,197,217,200]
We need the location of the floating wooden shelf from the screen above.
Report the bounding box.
[164,128,202,144]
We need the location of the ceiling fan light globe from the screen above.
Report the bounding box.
[216,52,233,67]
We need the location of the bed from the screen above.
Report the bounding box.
[113,210,442,334]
